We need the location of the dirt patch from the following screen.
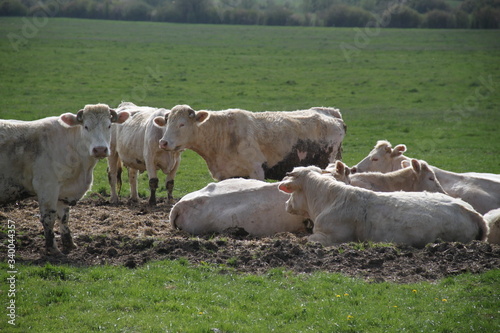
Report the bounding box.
[1,197,499,283]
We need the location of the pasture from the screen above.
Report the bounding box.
[0,17,500,331]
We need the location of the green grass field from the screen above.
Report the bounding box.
[1,17,500,332]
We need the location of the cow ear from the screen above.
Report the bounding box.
[195,111,210,125]
[401,160,411,168]
[278,182,296,194]
[59,110,83,127]
[154,116,167,128]
[335,161,345,175]
[391,144,407,157]
[112,110,130,124]
[411,159,421,173]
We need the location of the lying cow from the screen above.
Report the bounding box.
[352,140,500,214]
[108,102,181,205]
[484,208,500,244]
[278,166,487,247]
[154,105,346,181]
[328,159,446,193]
[0,104,130,254]
[169,178,309,236]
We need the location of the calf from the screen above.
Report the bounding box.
[108,102,181,205]
[154,105,346,180]
[0,104,130,254]
[279,166,487,247]
[170,178,309,236]
[352,140,500,214]
[328,159,446,193]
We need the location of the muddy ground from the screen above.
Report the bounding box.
[1,196,499,284]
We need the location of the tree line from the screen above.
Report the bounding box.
[1,0,499,29]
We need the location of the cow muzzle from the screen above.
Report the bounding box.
[92,146,109,158]
[159,139,174,151]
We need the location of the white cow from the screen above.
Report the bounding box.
[154,105,346,181]
[352,140,500,214]
[169,178,309,236]
[328,159,446,193]
[0,104,130,254]
[484,208,500,244]
[108,102,181,205]
[278,166,488,247]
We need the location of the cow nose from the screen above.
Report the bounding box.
[159,139,169,150]
[92,146,109,158]
[351,166,357,174]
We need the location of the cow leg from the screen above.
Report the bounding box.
[165,179,174,204]
[34,176,62,255]
[38,202,61,255]
[108,152,122,204]
[57,202,77,253]
[128,168,139,203]
[164,155,180,204]
[149,177,159,206]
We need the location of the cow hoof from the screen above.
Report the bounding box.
[62,243,78,254]
[46,247,64,256]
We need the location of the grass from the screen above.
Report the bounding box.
[0,17,499,331]
[2,18,499,199]
[1,261,498,332]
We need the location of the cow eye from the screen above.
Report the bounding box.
[429,177,434,181]
[179,123,185,128]
[371,157,378,162]
[84,125,89,131]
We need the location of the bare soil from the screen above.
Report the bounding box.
[1,196,499,284]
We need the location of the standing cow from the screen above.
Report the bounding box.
[0,104,130,255]
[108,102,181,205]
[328,159,447,193]
[169,178,309,236]
[279,166,487,247]
[352,140,500,214]
[154,105,346,181]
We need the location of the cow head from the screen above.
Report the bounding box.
[401,159,447,194]
[154,104,209,151]
[351,140,408,174]
[59,104,130,158]
[279,166,322,218]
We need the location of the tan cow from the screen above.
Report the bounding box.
[352,140,500,214]
[0,104,130,254]
[279,166,487,247]
[154,105,346,181]
[328,159,446,193]
[169,178,309,236]
[484,208,500,244]
[108,102,181,205]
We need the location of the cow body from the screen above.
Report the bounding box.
[484,208,500,244]
[154,105,346,180]
[170,178,308,236]
[329,159,446,193]
[279,167,487,247]
[352,140,500,214]
[109,102,181,205]
[0,104,129,254]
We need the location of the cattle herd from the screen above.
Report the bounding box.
[1,102,499,256]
